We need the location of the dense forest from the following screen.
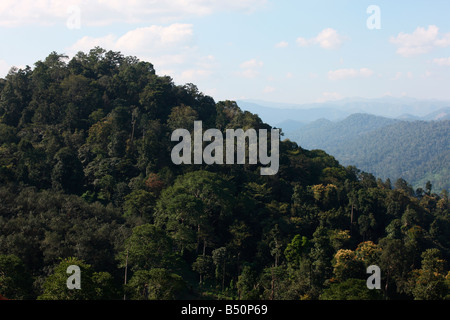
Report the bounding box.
[285,114,450,192]
[0,48,449,300]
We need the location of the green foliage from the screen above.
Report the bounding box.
[0,186,124,292]
[37,257,116,300]
[236,265,260,300]
[192,255,214,285]
[51,147,84,194]
[0,48,449,300]
[118,224,180,272]
[320,278,383,300]
[284,235,309,267]
[0,254,33,299]
[286,114,450,192]
[125,268,186,300]
[406,249,449,300]
[123,189,155,219]
[155,170,234,254]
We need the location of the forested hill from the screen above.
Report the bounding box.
[284,113,399,150]
[0,48,449,301]
[284,114,450,192]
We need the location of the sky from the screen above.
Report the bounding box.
[1,0,450,105]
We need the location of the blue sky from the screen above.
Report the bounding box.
[1,0,450,104]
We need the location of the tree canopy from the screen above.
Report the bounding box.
[0,48,449,300]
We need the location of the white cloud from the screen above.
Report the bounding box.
[422,71,432,78]
[434,33,450,47]
[0,0,267,27]
[203,87,217,97]
[297,28,345,50]
[239,69,260,78]
[392,72,402,80]
[68,34,117,54]
[240,59,263,69]
[275,41,289,48]
[296,37,310,47]
[328,68,374,80]
[263,86,275,93]
[390,71,417,80]
[359,68,374,77]
[68,24,194,55]
[315,28,345,49]
[433,57,450,66]
[179,69,213,82]
[0,60,11,78]
[67,23,196,71]
[316,92,343,103]
[178,55,217,83]
[0,0,68,27]
[67,23,219,86]
[390,25,450,57]
[116,24,194,52]
[237,59,263,78]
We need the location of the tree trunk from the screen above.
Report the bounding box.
[123,249,128,300]
[270,267,275,300]
[203,238,206,257]
[222,261,226,292]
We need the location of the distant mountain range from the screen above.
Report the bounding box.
[284,113,399,151]
[237,97,450,129]
[237,98,450,192]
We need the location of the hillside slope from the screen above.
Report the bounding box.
[285,115,450,191]
[285,113,399,150]
[0,48,449,301]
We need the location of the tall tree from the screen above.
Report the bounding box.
[118,224,181,273]
[155,171,234,255]
[0,254,34,300]
[37,257,116,300]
